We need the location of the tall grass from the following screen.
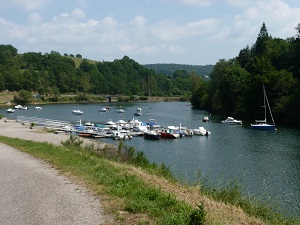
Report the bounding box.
[197,171,300,225]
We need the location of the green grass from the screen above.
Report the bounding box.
[197,171,300,225]
[0,135,202,224]
[1,135,299,225]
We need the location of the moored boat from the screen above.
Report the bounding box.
[99,107,109,112]
[134,112,142,116]
[251,85,276,131]
[221,117,242,125]
[7,108,16,113]
[160,126,180,139]
[193,127,211,136]
[202,116,209,122]
[143,130,161,139]
[72,109,83,115]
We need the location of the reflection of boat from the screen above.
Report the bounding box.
[251,86,276,131]
[193,127,211,136]
[72,109,83,115]
[7,108,16,113]
[144,130,161,139]
[221,117,242,125]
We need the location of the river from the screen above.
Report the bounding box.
[1,101,300,216]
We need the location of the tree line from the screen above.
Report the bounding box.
[191,22,300,126]
[0,45,193,101]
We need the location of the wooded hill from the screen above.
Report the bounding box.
[191,22,300,126]
[0,45,196,100]
[143,63,213,78]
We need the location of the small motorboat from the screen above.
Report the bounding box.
[143,130,161,139]
[160,126,180,139]
[15,105,28,110]
[202,116,209,122]
[221,117,242,125]
[117,108,125,113]
[99,107,109,112]
[134,112,142,116]
[193,127,211,136]
[72,109,83,115]
[35,106,42,110]
[146,119,161,129]
[7,108,16,113]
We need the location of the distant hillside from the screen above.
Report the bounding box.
[143,63,214,77]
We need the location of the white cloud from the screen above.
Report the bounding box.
[0,0,50,11]
[131,16,146,27]
[28,12,42,24]
[175,0,215,7]
[221,0,300,46]
[71,8,86,20]
[150,17,218,41]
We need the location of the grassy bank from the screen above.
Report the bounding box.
[0,135,298,225]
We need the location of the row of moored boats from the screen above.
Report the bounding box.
[52,118,211,140]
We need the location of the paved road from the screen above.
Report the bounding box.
[0,142,106,225]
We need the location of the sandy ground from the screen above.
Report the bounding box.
[0,118,113,225]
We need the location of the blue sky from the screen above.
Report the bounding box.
[0,0,299,65]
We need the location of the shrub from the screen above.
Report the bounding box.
[189,203,206,225]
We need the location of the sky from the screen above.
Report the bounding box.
[0,0,300,65]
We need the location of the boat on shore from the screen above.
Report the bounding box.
[251,85,276,131]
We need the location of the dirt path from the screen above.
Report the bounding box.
[0,119,113,224]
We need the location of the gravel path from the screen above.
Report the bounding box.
[0,119,111,225]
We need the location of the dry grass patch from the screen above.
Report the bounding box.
[110,161,265,225]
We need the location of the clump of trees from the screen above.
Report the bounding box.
[0,46,194,100]
[191,23,300,126]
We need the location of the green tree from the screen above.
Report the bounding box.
[14,90,32,104]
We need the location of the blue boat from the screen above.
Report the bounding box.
[251,85,276,131]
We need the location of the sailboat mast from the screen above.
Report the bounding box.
[264,88,275,125]
[263,85,267,123]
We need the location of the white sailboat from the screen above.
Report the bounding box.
[251,85,276,131]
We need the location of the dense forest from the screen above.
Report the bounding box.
[143,63,213,78]
[0,45,194,100]
[191,22,300,126]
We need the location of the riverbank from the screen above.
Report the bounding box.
[0,91,183,106]
[0,118,297,224]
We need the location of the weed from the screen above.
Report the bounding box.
[61,134,83,148]
[188,203,206,225]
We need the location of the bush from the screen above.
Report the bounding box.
[189,203,206,225]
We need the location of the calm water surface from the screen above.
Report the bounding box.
[1,102,300,216]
